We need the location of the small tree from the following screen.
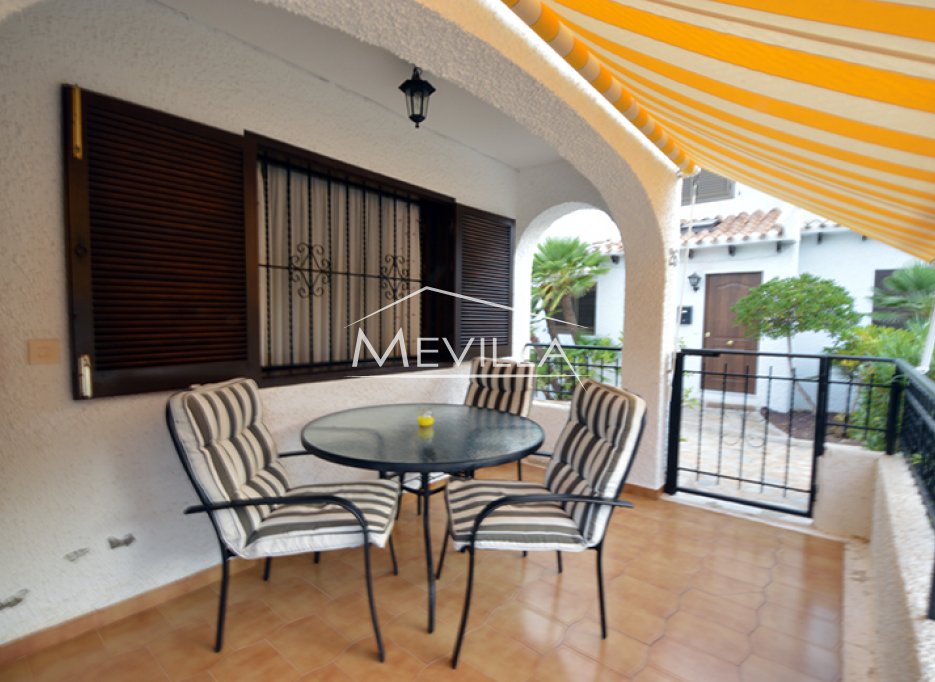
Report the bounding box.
[531,237,610,339]
[732,274,860,408]
[871,263,935,325]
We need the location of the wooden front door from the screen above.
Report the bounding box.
[702,272,762,393]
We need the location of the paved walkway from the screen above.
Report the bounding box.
[676,405,815,514]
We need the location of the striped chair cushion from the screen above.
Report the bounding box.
[243,479,400,558]
[445,479,586,552]
[545,380,646,546]
[463,357,535,417]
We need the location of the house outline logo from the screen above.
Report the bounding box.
[345,285,587,390]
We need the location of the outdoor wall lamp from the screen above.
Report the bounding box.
[688,272,702,292]
[399,67,435,128]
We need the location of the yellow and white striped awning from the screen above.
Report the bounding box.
[503,0,935,261]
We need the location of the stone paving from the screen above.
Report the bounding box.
[676,405,816,514]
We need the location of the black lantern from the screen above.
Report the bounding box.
[399,67,435,128]
[688,272,702,292]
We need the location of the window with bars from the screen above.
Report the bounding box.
[257,157,421,372]
[64,87,514,397]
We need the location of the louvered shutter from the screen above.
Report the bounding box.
[455,206,513,358]
[64,86,255,398]
[681,169,736,205]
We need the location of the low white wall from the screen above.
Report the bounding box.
[871,456,935,682]
[813,444,881,539]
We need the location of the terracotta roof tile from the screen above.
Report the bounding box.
[681,208,783,247]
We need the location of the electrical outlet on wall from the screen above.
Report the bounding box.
[27,339,60,365]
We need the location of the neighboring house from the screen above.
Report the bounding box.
[589,173,923,409]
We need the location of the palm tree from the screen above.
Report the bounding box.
[531,237,610,338]
[871,263,935,325]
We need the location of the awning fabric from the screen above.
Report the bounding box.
[502,0,935,261]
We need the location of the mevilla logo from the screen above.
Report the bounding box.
[346,286,585,387]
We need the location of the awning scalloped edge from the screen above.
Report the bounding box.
[503,0,699,176]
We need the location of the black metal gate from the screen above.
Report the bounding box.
[665,348,901,516]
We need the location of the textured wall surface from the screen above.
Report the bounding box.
[871,457,935,682]
[813,445,880,540]
[0,0,675,643]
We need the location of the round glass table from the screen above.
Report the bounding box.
[301,403,544,633]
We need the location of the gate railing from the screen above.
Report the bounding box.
[665,348,901,517]
[524,343,622,401]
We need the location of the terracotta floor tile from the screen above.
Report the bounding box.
[457,624,540,682]
[741,654,827,682]
[664,611,751,665]
[145,622,218,681]
[690,569,765,609]
[563,619,648,677]
[486,601,566,654]
[73,648,169,682]
[220,599,285,651]
[631,666,683,682]
[415,659,495,681]
[157,587,218,629]
[625,555,698,593]
[207,640,301,682]
[317,593,386,644]
[333,639,424,681]
[0,659,32,682]
[7,491,847,682]
[296,664,355,681]
[267,616,352,673]
[764,581,840,622]
[515,579,595,625]
[601,575,681,620]
[649,638,741,682]
[531,645,620,682]
[97,609,174,657]
[259,577,333,623]
[703,554,772,588]
[23,631,106,682]
[750,626,840,681]
[679,589,758,635]
[757,601,840,651]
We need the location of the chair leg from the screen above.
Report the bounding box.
[389,536,399,576]
[451,548,476,669]
[263,557,272,582]
[596,544,608,639]
[313,551,321,564]
[214,550,231,653]
[436,525,449,580]
[517,459,523,480]
[556,551,563,574]
[361,541,386,662]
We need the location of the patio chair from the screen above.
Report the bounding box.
[395,357,537,514]
[166,377,400,660]
[443,379,646,668]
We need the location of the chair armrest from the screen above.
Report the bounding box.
[184,494,371,538]
[468,493,633,548]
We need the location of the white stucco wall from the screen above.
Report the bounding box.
[0,0,677,644]
[871,456,935,682]
[813,445,881,540]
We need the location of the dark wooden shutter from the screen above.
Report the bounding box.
[64,86,255,398]
[682,169,736,205]
[455,206,514,357]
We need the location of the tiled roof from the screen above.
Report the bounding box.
[591,208,785,254]
[681,208,783,247]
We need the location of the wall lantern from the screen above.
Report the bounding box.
[688,272,702,292]
[399,67,436,128]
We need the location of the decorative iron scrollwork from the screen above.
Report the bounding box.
[290,243,331,298]
[380,254,411,301]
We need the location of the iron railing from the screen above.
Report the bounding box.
[524,343,622,401]
[665,348,901,517]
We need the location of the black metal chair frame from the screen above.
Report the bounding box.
[446,417,646,668]
[166,410,397,661]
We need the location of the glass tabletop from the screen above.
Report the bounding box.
[301,403,545,473]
